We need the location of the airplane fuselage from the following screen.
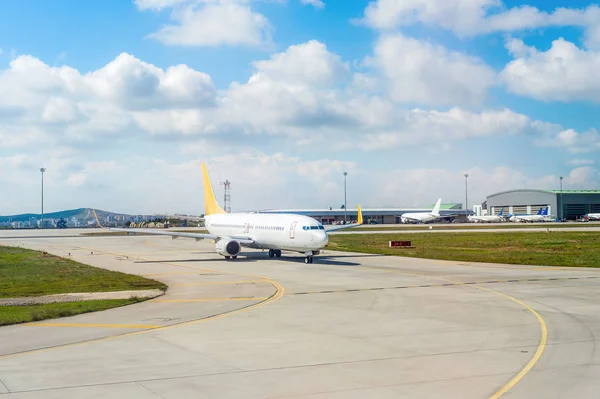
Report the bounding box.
[400,213,439,224]
[469,215,503,223]
[206,213,328,253]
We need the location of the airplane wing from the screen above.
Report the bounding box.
[325,205,363,232]
[108,228,255,244]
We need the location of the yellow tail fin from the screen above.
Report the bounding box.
[357,205,363,225]
[91,208,102,228]
[202,163,226,216]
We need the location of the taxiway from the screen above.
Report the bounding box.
[0,230,599,398]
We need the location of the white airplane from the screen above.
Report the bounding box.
[468,207,506,223]
[510,206,549,222]
[110,163,363,264]
[400,198,442,224]
[586,213,600,221]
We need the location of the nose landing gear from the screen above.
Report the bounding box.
[268,249,282,258]
[304,256,313,264]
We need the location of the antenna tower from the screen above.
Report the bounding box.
[220,180,231,213]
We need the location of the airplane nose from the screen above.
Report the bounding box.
[316,231,328,246]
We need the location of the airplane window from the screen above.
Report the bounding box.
[319,226,325,230]
[310,226,319,230]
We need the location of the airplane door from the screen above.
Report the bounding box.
[289,221,297,240]
[244,222,250,234]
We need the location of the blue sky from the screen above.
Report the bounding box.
[1,0,599,215]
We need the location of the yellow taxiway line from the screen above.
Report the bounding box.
[351,264,548,399]
[153,297,268,303]
[26,323,161,329]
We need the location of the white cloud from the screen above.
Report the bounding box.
[0,52,219,147]
[567,166,600,186]
[368,165,596,208]
[252,40,348,85]
[368,34,496,106]
[359,107,548,151]
[501,38,600,103]
[301,0,324,8]
[143,1,272,47]
[359,0,600,47]
[42,97,80,124]
[568,159,595,166]
[0,44,591,155]
[544,128,600,154]
[134,0,190,10]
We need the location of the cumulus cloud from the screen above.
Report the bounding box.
[359,0,600,47]
[542,128,600,154]
[501,38,600,103]
[139,0,272,47]
[567,166,600,186]
[301,0,325,8]
[252,40,348,86]
[360,107,543,150]
[0,43,592,155]
[368,34,496,106]
[0,52,218,147]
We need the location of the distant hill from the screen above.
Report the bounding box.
[0,208,134,223]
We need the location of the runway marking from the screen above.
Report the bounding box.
[171,280,266,286]
[142,272,207,277]
[153,297,268,303]
[0,245,285,361]
[1,281,284,360]
[287,275,600,296]
[27,323,161,329]
[478,285,547,399]
[345,264,549,399]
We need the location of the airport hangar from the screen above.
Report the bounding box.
[484,189,600,220]
[260,203,468,224]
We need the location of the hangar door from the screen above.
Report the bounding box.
[565,204,587,220]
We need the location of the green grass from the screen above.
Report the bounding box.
[0,246,167,298]
[327,232,600,268]
[352,223,598,231]
[0,298,145,326]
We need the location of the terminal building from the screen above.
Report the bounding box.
[260,204,468,224]
[484,189,600,220]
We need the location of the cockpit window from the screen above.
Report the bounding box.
[303,225,325,230]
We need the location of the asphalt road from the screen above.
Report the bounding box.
[1,230,599,398]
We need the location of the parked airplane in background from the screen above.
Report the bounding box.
[468,208,506,223]
[510,207,549,222]
[586,213,600,221]
[400,199,442,224]
[110,163,363,264]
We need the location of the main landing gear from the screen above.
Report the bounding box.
[224,256,238,260]
[268,249,282,258]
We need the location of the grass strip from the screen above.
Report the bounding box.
[0,298,145,326]
[0,246,166,298]
[327,231,600,268]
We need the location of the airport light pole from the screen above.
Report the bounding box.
[343,172,348,224]
[40,167,46,229]
[560,176,563,220]
[464,173,469,219]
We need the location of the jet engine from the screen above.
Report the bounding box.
[215,238,241,257]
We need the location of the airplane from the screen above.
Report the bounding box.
[400,198,443,224]
[468,207,506,223]
[586,213,600,221]
[109,163,364,264]
[510,206,549,222]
